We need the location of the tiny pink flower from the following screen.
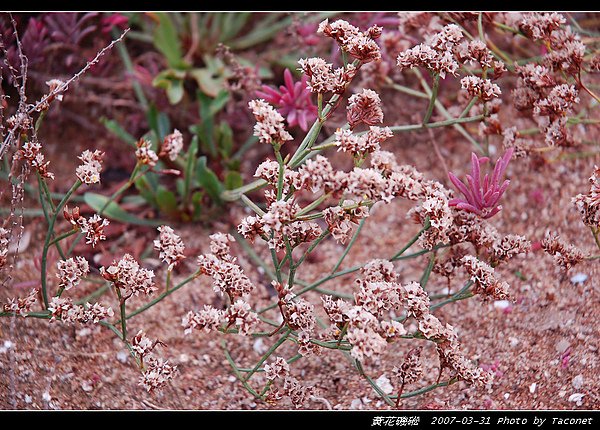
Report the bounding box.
[256,69,317,131]
[448,148,514,219]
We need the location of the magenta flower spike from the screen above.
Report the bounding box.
[448,148,514,219]
[255,68,317,131]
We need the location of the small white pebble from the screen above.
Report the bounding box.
[559,390,566,398]
[178,353,190,364]
[568,393,585,406]
[572,375,584,390]
[570,273,588,285]
[116,350,129,364]
[227,375,236,383]
[77,328,92,337]
[4,340,14,349]
[555,339,570,354]
[494,300,511,310]
[81,380,94,392]
[375,375,394,395]
[509,337,519,347]
[504,393,510,399]
[253,338,267,354]
[42,392,51,402]
[350,398,363,409]
[24,394,32,404]
[257,267,265,275]
[529,382,537,394]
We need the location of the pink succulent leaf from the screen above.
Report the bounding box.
[483,206,502,219]
[471,153,482,192]
[448,149,513,219]
[455,201,483,215]
[466,175,484,207]
[255,68,317,131]
[448,172,475,204]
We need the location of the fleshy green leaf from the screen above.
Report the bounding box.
[197,156,223,203]
[153,13,187,69]
[101,118,137,148]
[84,193,162,226]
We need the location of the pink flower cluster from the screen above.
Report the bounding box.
[248,99,293,145]
[397,24,464,78]
[196,232,255,299]
[318,18,382,63]
[56,256,89,290]
[154,225,186,271]
[76,149,104,185]
[256,68,317,132]
[48,297,114,324]
[100,254,156,297]
[572,166,600,229]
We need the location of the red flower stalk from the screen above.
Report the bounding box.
[256,68,317,131]
[448,148,514,219]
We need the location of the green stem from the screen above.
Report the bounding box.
[231,230,278,282]
[390,220,431,260]
[392,377,459,400]
[459,97,478,119]
[114,287,127,341]
[384,78,429,99]
[240,194,266,216]
[112,27,149,111]
[420,252,436,288]
[222,340,263,399]
[40,180,82,308]
[330,218,366,274]
[244,328,291,382]
[37,173,66,259]
[274,147,285,201]
[47,229,78,248]
[292,230,330,268]
[422,73,440,125]
[165,269,172,292]
[430,280,474,312]
[414,69,484,153]
[355,359,395,407]
[120,270,199,321]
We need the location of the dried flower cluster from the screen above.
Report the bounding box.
[572,166,600,229]
[154,225,186,271]
[397,24,464,78]
[76,149,104,185]
[64,206,110,248]
[346,88,384,129]
[460,76,501,102]
[135,138,158,167]
[541,232,585,270]
[100,254,156,297]
[249,99,293,145]
[56,256,89,290]
[2,289,38,317]
[0,227,9,270]
[139,356,177,392]
[197,232,255,298]
[48,297,113,324]
[461,255,511,300]
[160,129,183,161]
[318,18,382,63]
[15,139,54,179]
[298,57,356,95]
